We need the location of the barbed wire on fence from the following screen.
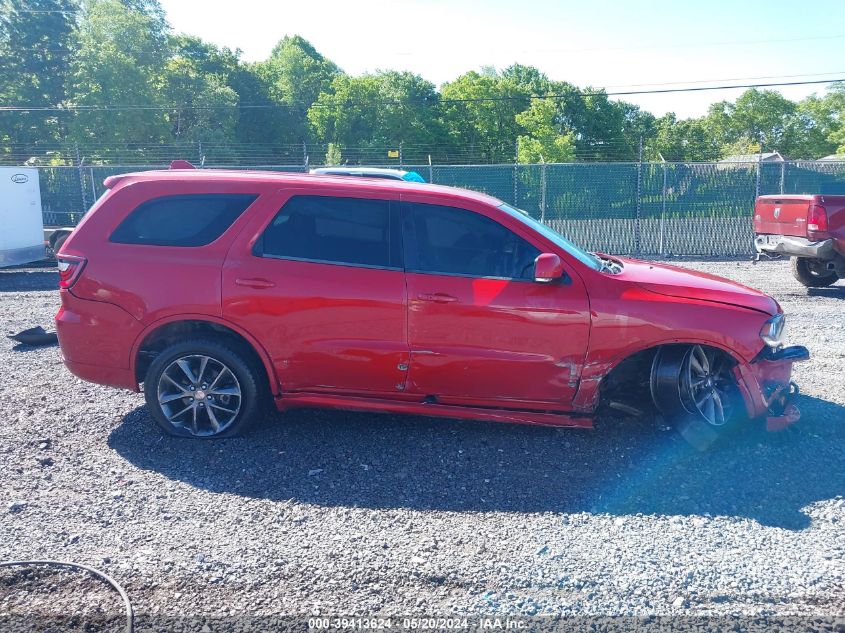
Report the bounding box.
[30,159,845,258]
[0,139,713,167]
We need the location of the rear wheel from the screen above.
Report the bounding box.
[791,256,837,287]
[143,339,262,438]
[651,345,742,449]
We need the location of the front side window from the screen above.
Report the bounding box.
[110,194,257,247]
[498,203,601,271]
[404,202,540,280]
[256,195,397,269]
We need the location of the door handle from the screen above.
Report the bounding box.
[235,277,276,289]
[417,292,458,303]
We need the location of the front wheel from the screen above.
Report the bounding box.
[651,345,742,449]
[143,339,263,438]
[791,257,838,287]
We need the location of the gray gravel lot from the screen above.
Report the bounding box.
[0,258,843,629]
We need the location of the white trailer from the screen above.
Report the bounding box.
[0,167,45,267]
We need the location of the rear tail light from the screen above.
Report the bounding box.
[57,255,87,289]
[808,204,828,233]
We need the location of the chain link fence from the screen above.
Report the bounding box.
[34,160,845,257]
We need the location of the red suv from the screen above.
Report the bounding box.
[56,167,808,445]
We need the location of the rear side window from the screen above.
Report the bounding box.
[404,202,540,280]
[110,194,257,246]
[256,195,398,269]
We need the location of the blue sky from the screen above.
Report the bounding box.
[159,0,845,118]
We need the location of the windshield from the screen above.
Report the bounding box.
[498,203,601,271]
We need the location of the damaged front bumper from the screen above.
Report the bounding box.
[733,345,810,431]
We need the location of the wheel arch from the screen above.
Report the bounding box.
[576,337,750,413]
[130,315,279,395]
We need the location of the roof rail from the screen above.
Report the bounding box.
[170,160,196,170]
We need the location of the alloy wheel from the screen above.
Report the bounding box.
[680,345,734,427]
[156,354,242,437]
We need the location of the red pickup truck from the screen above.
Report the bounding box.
[753,194,845,287]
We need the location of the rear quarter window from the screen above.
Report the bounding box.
[110,194,258,246]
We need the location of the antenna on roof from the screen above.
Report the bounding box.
[170,160,196,170]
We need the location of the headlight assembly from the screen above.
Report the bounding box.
[760,313,786,349]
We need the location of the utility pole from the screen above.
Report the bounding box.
[75,143,89,211]
[540,155,547,223]
[513,139,518,207]
[635,136,643,255]
[659,152,667,256]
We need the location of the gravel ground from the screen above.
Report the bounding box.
[0,258,843,630]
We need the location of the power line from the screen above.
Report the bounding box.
[516,33,845,54]
[1,77,842,112]
[601,71,845,89]
[9,25,845,53]
[598,78,842,98]
[7,47,842,93]
[6,9,79,13]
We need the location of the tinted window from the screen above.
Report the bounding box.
[498,203,600,271]
[111,194,257,246]
[404,203,540,280]
[257,196,396,268]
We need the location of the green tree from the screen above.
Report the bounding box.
[556,85,626,160]
[615,101,656,160]
[798,83,845,156]
[325,142,342,165]
[374,71,445,152]
[308,74,382,153]
[440,68,530,162]
[705,89,801,157]
[500,64,551,96]
[228,63,287,148]
[0,0,79,149]
[257,35,340,143]
[169,34,238,77]
[504,78,631,161]
[162,36,239,157]
[160,56,238,146]
[515,98,575,163]
[8,0,845,169]
[793,94,838,158]
[308,71,444,162]
[647,114,720,161]
[119,0,167,37]
[66,0,171,158]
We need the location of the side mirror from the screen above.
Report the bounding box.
[534,253,564,283]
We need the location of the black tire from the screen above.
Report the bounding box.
[143,338,263,439]
[651,345,743,450]
[52,232,70,255]
[791,257,837,288]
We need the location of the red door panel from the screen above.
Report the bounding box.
[224,258,408,394]
[405,273,589,408]
[222,187,408,396]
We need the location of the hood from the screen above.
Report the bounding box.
[614,258,779,315]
